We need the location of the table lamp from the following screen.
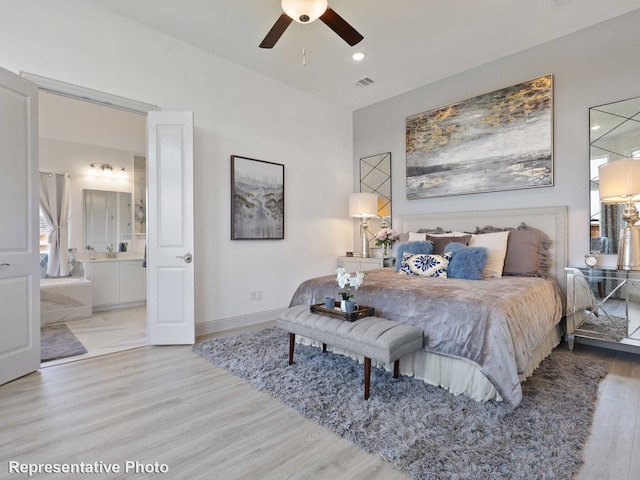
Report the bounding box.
[349,192,378,258]
[599,158,640,270]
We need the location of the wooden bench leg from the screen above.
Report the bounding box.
[393,359,399,378]
[288,332,295,365]
[364,357,371,400]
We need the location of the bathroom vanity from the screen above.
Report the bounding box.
[81,256,146,310]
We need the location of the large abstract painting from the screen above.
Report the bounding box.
[406,74,553,199]
[231,155,284,240]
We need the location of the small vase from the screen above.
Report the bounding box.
[340,300,347,312]
[383,245,389,257]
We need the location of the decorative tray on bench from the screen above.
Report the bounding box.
[310,302,375,322]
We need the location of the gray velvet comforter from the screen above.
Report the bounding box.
[289,268,563,407]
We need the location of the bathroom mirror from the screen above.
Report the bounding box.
[360,152,392,249]
[83,189,132,253]
[590,96,640,254]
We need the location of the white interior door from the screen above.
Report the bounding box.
[0,67,40,385]
[146,111,195,344]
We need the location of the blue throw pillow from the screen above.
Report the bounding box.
[395,241,433,271]
[444,242,488,280]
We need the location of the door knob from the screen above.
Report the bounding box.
[176,253,193,264]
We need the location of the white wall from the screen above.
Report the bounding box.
[353,9,640,268]
[0,0,353,328]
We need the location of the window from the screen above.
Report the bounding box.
[590,156,608,222]
[39,209,51,253]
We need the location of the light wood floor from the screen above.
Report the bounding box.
[41,306,147,367]
[2,334,639,479]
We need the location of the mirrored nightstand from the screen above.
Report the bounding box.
[565,266,640,351]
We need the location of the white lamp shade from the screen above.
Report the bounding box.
[599,158,640,203]
[281,0,328,23]
[349,192,378,218]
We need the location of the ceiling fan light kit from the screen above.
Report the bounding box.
[281,0,328,23]
[260,0,363,49]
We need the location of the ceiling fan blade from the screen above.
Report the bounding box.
[319,7,363,46]
[259,14,293,48]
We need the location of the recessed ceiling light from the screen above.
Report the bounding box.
[591,125,601,131]
[352,52,366,61]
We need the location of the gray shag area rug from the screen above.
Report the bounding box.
[41,323,88,362]
[194,327,607,480]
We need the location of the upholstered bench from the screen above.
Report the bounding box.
[276,305,424,399]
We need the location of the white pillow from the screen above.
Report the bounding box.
[408,232,427,242]
[468,231,510,278]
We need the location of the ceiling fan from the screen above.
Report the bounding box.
[259,0,363,49]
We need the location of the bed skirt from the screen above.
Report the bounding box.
[296,323,562,403]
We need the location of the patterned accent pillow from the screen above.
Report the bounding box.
[399,252,452,277]
[395,241,434,271]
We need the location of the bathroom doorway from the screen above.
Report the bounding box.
[38,90,150,366]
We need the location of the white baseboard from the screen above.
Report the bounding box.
[196,307,288,337]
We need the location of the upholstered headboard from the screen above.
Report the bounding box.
[397,206,568,286]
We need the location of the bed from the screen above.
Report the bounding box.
[288,206,567,408]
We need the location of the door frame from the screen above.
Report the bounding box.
[24,72,159,346]
[21,72,159,115]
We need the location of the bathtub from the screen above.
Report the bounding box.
[40,277,93,325]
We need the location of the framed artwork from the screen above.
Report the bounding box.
[231,155,284,240]
[406,74,553,199]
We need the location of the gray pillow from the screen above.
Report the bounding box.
[416,227,451,234]
[466,223,552,277]
[502,226,551,277]
[426,234,471,255]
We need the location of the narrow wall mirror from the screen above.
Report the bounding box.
[360,152,392,250]
[590,97,640,255]
[83,189,132,252]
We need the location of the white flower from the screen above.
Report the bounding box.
[335,267,351,289]
[336,267,366,300]
[349,271,365,289]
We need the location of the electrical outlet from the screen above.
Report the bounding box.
[256,290,262,301]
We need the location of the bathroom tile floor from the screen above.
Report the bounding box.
[41,305,147,368]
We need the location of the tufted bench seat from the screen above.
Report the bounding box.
[276,304,424,399]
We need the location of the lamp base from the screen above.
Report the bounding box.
[361,218,370,258]
[361,230,370,258]
[617,225,640,270]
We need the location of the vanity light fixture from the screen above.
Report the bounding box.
[88,163,127,177]
[352,52,366,61]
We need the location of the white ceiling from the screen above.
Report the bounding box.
[80,0,640,110]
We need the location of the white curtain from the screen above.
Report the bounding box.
[39,173,70,277]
